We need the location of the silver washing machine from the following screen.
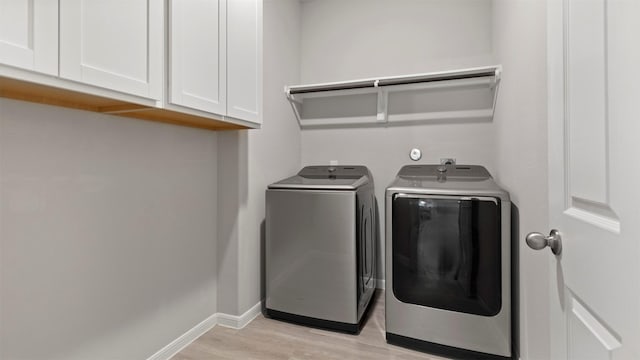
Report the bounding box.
[385,164,512,359]
[265,165,376,333]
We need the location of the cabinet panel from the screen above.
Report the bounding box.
[169,0,226,115]
[0,0,57,74]
[59,0,162,100]
[227,0,262,123]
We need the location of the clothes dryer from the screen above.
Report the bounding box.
[386,164,512,359]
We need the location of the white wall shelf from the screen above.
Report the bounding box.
[285,65,501,129]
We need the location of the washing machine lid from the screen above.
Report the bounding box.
[268,165,370,190]
[398,164,491,180]
[387,164,510,201]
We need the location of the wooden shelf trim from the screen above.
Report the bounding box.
[0,76,247,131]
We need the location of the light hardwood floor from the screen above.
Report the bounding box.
[172,291,447,360]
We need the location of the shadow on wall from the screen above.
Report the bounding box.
[260,220,267,311]
[511,202,520,360]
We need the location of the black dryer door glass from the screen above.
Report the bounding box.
[392,195,501,316]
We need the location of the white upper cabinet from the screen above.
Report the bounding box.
[169,0,227,115]
[169,0,262,125]
[227,0,262,124]
[0,0,57,75]
[59,0,163,100]
[0,0,261,130]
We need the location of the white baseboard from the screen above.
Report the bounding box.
[147,302,262,360]
[147,313,218,360]
[217,302,262,329]
[376,278,385,290]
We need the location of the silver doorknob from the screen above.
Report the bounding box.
[526,229,562,255]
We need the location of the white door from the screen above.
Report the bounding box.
[169,0,227,115]
[544,0,640,359]
[59,0,163,100]
[0,0,57,75]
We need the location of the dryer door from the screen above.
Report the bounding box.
[391,194,501,316]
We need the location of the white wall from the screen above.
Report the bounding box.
[299,0,496,282]
[492,1,550,359]
[217,0,301,315]
[0,100,219,359]
[300,0,495,83]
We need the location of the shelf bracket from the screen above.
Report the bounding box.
[489,67,501,89]
[285,86,303,104]
[376,80,388,123]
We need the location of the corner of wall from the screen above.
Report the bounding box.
[216,0,303,317]
[216,131,247,316]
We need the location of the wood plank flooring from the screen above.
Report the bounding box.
[172,291,448,360]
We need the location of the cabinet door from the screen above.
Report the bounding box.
[59,0,162,100]
[169,0,226,115]
[227,0,262,124]
[0,0,57,75]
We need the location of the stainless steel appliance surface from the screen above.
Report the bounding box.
[385,164,512,359]
[265,165,376,334]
